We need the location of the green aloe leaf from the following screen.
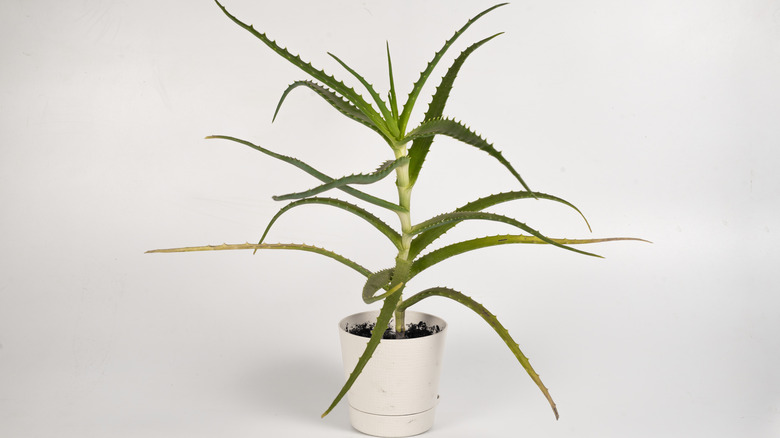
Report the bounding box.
[272,80,387,140]
[272,156,410,201]
[146,242,372,278]
[257,198,402,250]
[403,118,532,192]
[409,211,601,259]
[362,268,402,304]
[398,3,509,133]
[206,135,406,212]
[328,52,399,137]
[386,42,399,120]
[408,32,503,185]
[411,234,649,277]
[213,0,391,137]
[322,289,402,418]
[409,191,591,259]
[397,287,559,420]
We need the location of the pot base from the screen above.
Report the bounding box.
[348,404,437,438]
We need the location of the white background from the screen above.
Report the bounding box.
[2,0,779,437]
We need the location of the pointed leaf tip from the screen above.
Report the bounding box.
[398,2,510,132]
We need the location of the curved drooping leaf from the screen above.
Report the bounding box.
[213,0,390,137]
[403,118,532,192]
[322,289,402,418]
[398,286,559,420]
[408,32,503,185]
[206,135,405,212]
[257,198,402,250]
[411,234,649,277]
[362,268,402,304]
[328,52,399,137]
[408,211,601,260]
[272,81,386,139]
[146,242,372,278]
[409,191,591,259]
[398,3,509,133]
[272,156,410,201]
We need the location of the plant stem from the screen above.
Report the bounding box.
[393,143,412,335]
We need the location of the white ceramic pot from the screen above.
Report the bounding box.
[338,310,448,437]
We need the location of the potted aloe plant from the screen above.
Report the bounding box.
[150,1,645,436]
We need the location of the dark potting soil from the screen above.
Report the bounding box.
[346,321,441,339]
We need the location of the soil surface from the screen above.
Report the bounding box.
[346,321,442,339]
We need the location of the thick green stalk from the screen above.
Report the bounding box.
[394,303,406,336]
[392,142,413,334]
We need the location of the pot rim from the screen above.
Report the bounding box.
[338,309,447,341]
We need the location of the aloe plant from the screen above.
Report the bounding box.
[149,0,647,420]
